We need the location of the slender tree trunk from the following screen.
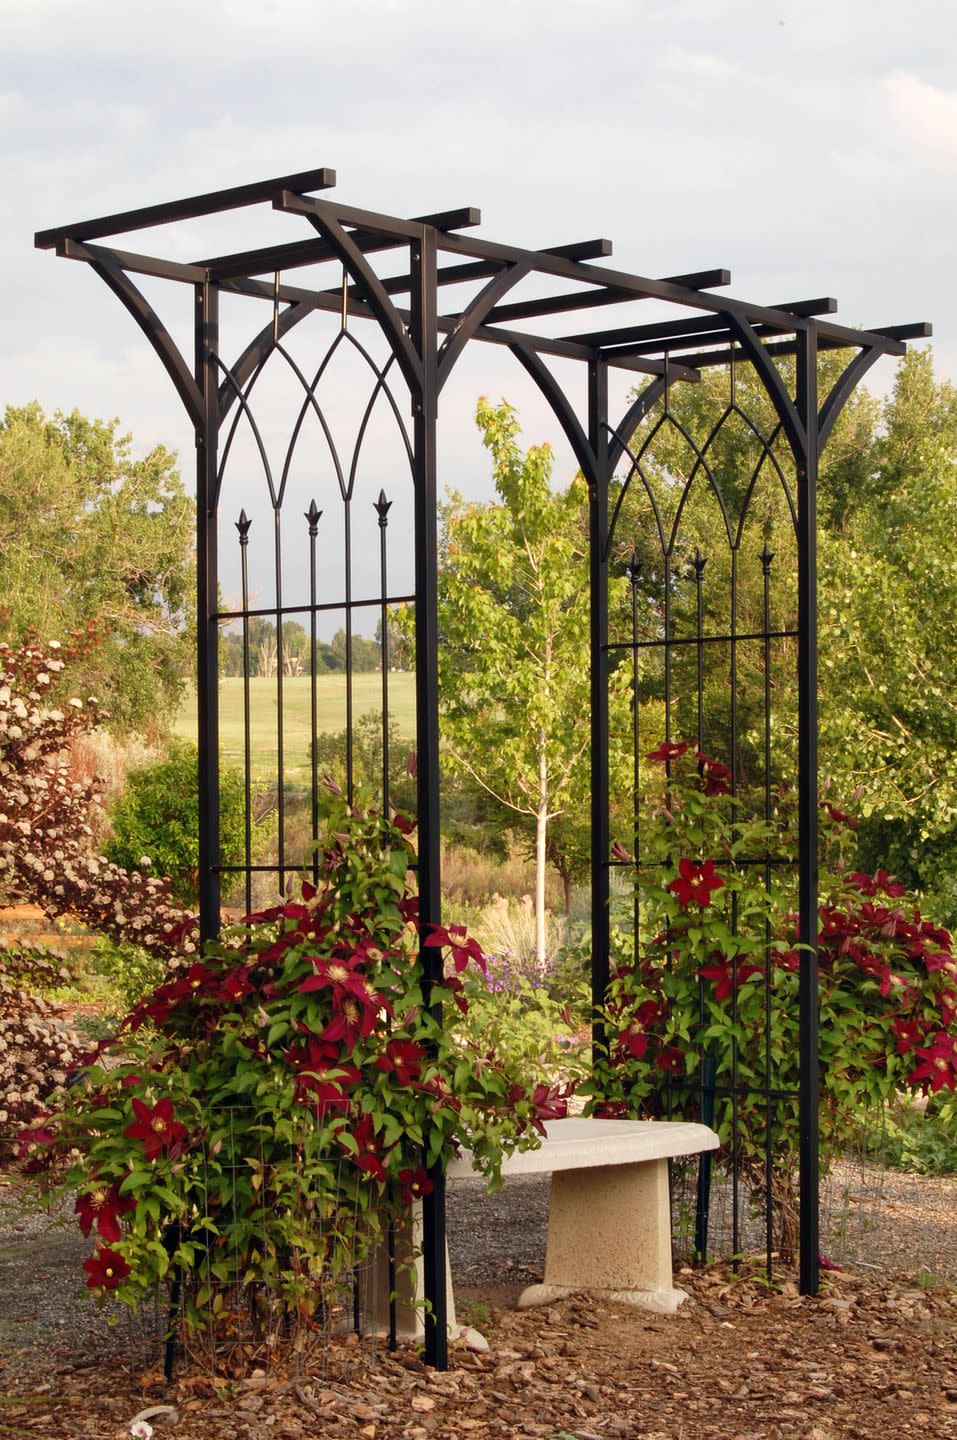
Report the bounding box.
[562,870,573,916]
[535,741,548,968]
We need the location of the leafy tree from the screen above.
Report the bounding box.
[428,399,630,964]
[0,404,194,734]
[104,740,266,906]
[329,627,381,673]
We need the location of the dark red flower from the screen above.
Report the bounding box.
[617,1024,650,1061]
[424,924,488,975]
[82,1245,131,1291]
[123,1098,188,1162]
[341,1114,387,1180]
[610,841,633,863]
[16,1121,56,1158]
[820,801,859,830]
[697,752,731,796]
[656,1045,685,1074]
[667,858,724,908]
[218,965,255,1004]
[891,1017,927,1055]
[645,740,689,763]
[699,956,763,1001]
[375,1039,427,1085]
[529,1082,572,1136]
[907,1032,957,1094]
[75,1179,135,1244]
[397,1165,434,1204]
[393,811,416,836]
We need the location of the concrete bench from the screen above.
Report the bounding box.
[364,1116,719,1342]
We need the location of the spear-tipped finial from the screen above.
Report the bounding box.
[625,547,641,586]
[235,509,252,544]
[761,541,774,575]
[374,489,393,525]
[692,547,707,579]
[305,499,322,535]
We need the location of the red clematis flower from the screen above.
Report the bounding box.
[820,801,859,830]
[298,951,371,1006]
[375,1039,427,1085]
[617,1024,650,1061]
[645,740,689,763]
[82,1245,131,1291]
[342,1114,387,1180]
[15,1120,56,1159]
[697,752,731,796]
[891,1017,927,1055]
[698,956,763,1001]
[75,1179,136,1244]
[218,965,255,1004]
[529,1081,573,1136]
[397,1166,434,1204]
[667,858,725,908]
[907,1032,957,1094]
[424,924,488,975]
[656,1045,685,1074]
[124,1098,189,1162]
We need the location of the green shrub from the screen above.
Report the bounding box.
[104,740,265,906]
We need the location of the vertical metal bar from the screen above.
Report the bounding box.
[237,510,253,915]
[588,356,610,1050]
[274,508,286,883]
[409,224,447,1370]
[195,278,221,942]
[627,552,641,956]
[693,549,706,751]
[344,497,354,802]
[762,541,775,1280]
[729,546,740,1268]
[375,490,393,813]
[796,325,820,1296]
[306,501,322,883]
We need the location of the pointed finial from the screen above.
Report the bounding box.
[626,548,641,586]
[235,509,252,544]
[374,489,393,526]
[305,499,322,535]
[761,541,774,575]
[692,547,707,579]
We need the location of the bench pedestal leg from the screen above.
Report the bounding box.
[359,1205,488,1350]
[518,1159,688,1315]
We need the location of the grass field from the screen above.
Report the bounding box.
[175,673,417,786]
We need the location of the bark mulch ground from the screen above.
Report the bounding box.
[0,1170,954,1440]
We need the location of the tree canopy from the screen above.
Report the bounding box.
[0,403,194,734]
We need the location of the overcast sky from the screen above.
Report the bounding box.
[2,0,954,612]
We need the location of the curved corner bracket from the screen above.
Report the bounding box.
[508,342,598,484]
[726,311,807,461]
[90,257,203,429]
[818,344,883,452]
[219,299,310,424]
[436,259,533,394]
[607,376,668,472]
[305,210,422,395]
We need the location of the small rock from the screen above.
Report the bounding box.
[130,1407,179,1430]
[410,1394,436,1413]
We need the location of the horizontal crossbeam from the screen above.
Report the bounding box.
[35,166,337,250]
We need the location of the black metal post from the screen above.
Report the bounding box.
[588,357,610,1052]
[409,224,447,1369]
[796,324,820,1295]
[195,279,221,941]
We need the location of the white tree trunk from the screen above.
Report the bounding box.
[535,742,548,968]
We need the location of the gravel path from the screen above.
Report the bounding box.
[0,1157,953,1383]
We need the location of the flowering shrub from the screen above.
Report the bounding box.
[0,632,198,960]
[0,943,84,1152]
[20,793,551,1325]
[588,741,957,1255]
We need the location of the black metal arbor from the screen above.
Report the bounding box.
[37,169,929,1368]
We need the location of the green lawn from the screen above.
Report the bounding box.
[174,674,417,786]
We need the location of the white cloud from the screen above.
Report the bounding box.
[659,44,734,78]
[885,70,957,165]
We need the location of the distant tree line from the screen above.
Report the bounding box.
[219,618,412,678]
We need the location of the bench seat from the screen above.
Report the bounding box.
[364,1117,719,1343]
